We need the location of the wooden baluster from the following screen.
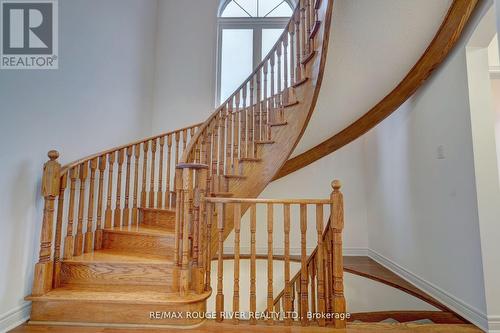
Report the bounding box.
[289,23,296,86]
[267,203,274,325]
[158,137,165,208]
[250,203,257,325]
[249,77,255,158]
[301,0,307,58]
[241,85,247,160]
[269,54,275,134]
[296,279,302,320]
[194,167,208,294]
[263,62,268,141]
[305,0,311,54]
[205,201,213,292]
[173,168,183,291]
[211,118,219,193]
[283,32,290,105]
[94,155,106,249]
[165,135,173,208]
[300,204,309,325]
[84,158,97,253]
[219,110,226,190]
[64,167,78,259]
[182,129,188,152]
[295,10,302,81]
[277,43,284,122]
[226,100,233,175]
[233,203,241,325]
[132,145,140,224]
[73,162,88,257]
[104,152,115,228]
[180,168,193,295]
[316,203,326,326]
[33,151,61,295]
[141,141,149,208]
[174,131,180,165]
[233,93,240,173]
[53,173,67,288]
[216,202,225,322]
[149,139,157,208]
[325,226,333,322]
[283,203,292,325]
[123,147,132,226]
[256,69,262,141]
[331,181,346,328]
[310,259,317,317]
[114,149,124,227]
[290,279,296,315]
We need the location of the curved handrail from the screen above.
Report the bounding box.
[274,0,479,180]
[180,5,301,164]
[59,123,202,176]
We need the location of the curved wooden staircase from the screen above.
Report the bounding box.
[27,0,337,329]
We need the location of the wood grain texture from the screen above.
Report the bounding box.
[59,250,173,287]
[139,208,176,231]
[102,225,174,258]
[274,0,480,180]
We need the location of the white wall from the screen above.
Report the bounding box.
[293,0,451,156]
[0,0,157,329]
[362,2,497,330]
[151,0,219,134]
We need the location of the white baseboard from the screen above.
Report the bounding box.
[0,303,30,333]
[367,249,489,332]
[488,315,500,332]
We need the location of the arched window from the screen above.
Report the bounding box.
[217,0,296,103]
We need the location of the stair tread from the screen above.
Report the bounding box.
[64,249,171,264]
[240,157,262,162]
[211,192,234,197]
[104,224,174,237]
[27,284,210,304]
[140,207,175,213]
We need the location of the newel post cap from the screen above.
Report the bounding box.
[332,180,342,191]
[48,150,59,161]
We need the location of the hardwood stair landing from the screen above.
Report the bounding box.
[27,285,210,327]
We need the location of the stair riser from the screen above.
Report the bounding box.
[30,300,206,326]
[140,209,175,230]
[102,231,174,258]
[60,262,173,288]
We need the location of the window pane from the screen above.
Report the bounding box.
[259,0,289,17]
[221,1,249,17]
[221,0,256,17]
[264,2,293,17]
[262,29,283,58]
[220,29,254,103]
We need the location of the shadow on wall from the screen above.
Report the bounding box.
[3,160,41,305]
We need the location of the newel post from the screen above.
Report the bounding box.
[32,150,61,296]
[330,180,346,329]
[174,163,209,296]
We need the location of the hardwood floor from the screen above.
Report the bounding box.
[344,257,462,317]
[10,321,483,333]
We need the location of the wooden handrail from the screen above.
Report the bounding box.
[60,123,202,176]
[206,197,331,204]
[274,0,479,180]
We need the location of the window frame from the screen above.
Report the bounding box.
[216,0,296,105]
